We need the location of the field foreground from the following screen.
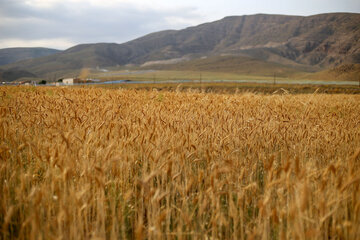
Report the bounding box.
[1,87,360,239]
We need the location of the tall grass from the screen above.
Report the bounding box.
[1,86,359,239]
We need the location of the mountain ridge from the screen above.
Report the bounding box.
[0,47,61,66]
[1,12,359,81]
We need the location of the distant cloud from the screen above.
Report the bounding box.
[0,38,76,50]
[0,0,204,49]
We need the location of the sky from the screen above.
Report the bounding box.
[0,0,359,50]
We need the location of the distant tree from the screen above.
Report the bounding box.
[38,80,47,85]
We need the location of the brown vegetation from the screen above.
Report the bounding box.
[1,86,360,239]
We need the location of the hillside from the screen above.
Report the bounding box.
[2,13,360,80]
[144,55,304,78]
[307,63,360,81]
[0,68,37,82]
[0,47,60,66]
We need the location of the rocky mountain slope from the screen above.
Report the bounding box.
[1,13,359,80]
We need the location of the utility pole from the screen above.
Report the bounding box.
[153,74,156,84]
[273,72,276,85]
[200,73,202,84]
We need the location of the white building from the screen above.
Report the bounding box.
[63,78,74,85]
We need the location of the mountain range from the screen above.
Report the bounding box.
[0,47,60,66]
[0,12,359,81]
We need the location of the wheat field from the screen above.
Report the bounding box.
[1,86,360,239]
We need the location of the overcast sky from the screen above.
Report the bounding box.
[0,0,359,50]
